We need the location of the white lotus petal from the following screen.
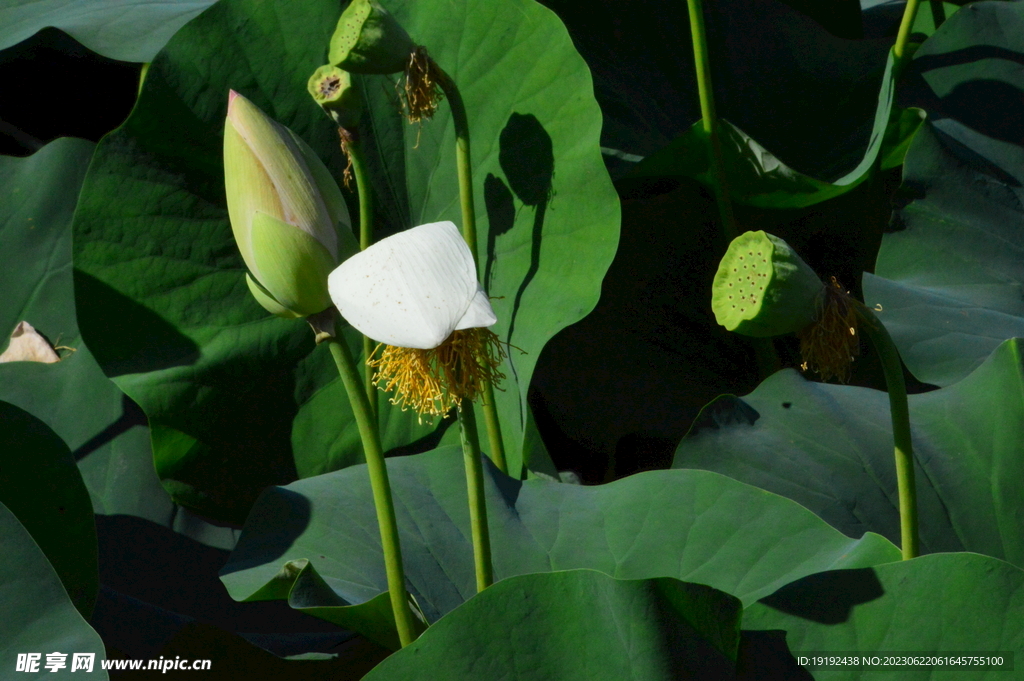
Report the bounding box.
[329,221,492,349]
[455,285,497,330]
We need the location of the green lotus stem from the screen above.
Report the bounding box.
[752,338,782,378]
[436,69,477,263]
[436,67,508,475]
[686,0,737,244]
[458,401,493,591]
[840,0,921,542]
[894,0,923,76]
[348,138,374,253]
[311,309,417,646]
[853,302,919,560]
[347,137,379,423]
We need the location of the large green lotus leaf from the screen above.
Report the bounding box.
[745,553,1024,680]
[1,138,93,342]
[0,501,108,680]
[674,337,1024,568]
[0,141,238,551]
[0,0,216,62]
[221,446,898,646]
[0,139,194,533]
[863,0,1024,386]
[911,1,961,37]
[71,0,616,518]
[364,570,743,681]
[0,401,97,619]
[863,1,962,41]
[628,50,920,209]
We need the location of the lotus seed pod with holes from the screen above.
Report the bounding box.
[711,231,823,337]
[308,65,363,130]
[328,0,415,75]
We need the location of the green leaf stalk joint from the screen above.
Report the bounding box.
[308,65,378,419]
[223,90,358,319]
[307,308,420,646]
[712,230,919,559]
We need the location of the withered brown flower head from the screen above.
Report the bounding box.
[797,276,860,383]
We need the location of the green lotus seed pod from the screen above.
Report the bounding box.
[711,231,823,337]
[328,0,415,75]
[308,65,363,129]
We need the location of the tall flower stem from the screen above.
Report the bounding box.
[853,5,925,555]
[686,0,736,245]
[347,135,379,423]
[686,0,780,380]
[309,308,418,646]
[436,67,509,475]
[853,302,919,560]
[458,401,493,592]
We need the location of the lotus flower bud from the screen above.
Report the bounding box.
[308,65,363,130]
[329,0,415,75]
[223,90,357,318]
[711,231,822,337]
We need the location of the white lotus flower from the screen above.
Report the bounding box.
[328,221,495,347]
[328,221,504,418]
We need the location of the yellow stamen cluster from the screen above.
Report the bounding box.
[797,276,860,383]
[403,46,444,124]
[369,327,506,422]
